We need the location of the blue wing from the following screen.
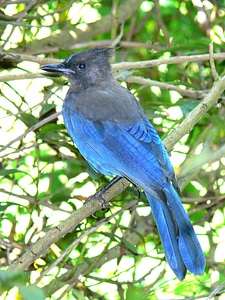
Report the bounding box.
[62,104,205,280]
[63,109,173,196]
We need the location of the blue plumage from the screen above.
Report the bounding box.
[41,48,205,280]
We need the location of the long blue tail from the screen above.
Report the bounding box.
[146,185,205,280]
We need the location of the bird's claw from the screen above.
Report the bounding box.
[85,192,110,211]
[98,194,110,210]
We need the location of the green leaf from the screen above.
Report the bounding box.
[50,190,71,203]
[39,103,56,118]
[0,270,28,286]
[101,232,139,254]
[0,202,22,212]
[126,285,147,300]
[18,113,38,127]
[177,99,199,115]
[39,123,65,134]
[18,285,45,300]
[121,238,139,254]
[0,169,30,177]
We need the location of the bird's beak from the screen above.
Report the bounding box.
[40,63,75,76]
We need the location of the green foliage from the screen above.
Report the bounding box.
[0,270,45,300]
[0,0,225,299]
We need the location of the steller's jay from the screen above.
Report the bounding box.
[40,48,205,280]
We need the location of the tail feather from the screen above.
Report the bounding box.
[146,186,205,280]
[147,192,187,280]
[164,186,205,275]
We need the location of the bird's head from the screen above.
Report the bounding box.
[40,48,113,90]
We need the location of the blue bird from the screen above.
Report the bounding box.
[40,48,205,280]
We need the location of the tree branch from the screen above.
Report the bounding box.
[126,75,206,99]
[9,178,130,271]
[113,52,225,70]
[163,75,225,149]
[0,52,225,68]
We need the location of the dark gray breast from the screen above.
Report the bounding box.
[63,79,146,126]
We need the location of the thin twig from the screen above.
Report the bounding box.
[164,75,225,150]
[0,112,61,157]
[113,52,225,70]
[1,52,225,69]
[111,22,124,48]
[126,75,206,99]
[0,0,37,51]
[209,42,220,81]
[0,73,44,82]
[206,281,225,299]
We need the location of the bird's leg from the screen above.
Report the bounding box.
[132,183,142,199]
[85,176,123,208]
[101,175,123,192]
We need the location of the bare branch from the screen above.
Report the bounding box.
[113,52,225,70]
[1,51,225,68]
[126,75,206,99]
[209,42,220,81]
[164,75,225,150]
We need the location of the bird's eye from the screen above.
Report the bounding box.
[78,63,86,70]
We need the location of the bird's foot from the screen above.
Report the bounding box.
[84,188,110,211]
[95,191,110,209]
[85,176,122,210]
